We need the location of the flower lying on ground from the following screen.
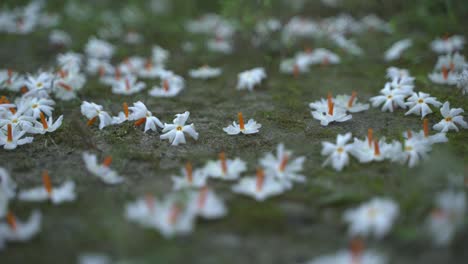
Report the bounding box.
[404,91,442,118]
[160,111,198,146]
[433,101,467,132]
[18,170,76,204]
[223,112,261,135]
[80,101,113,130]
[231,168,284,201]
[260,143,306,189]
[111,75,146,95]
[384,38,412,61]
[370,83,406,112]
[0,124,34,150]
[171,162,207,190]
[187,187,227,219]
[128,101,163,133]
[0,168,16,199]
[305,241,387,264]
[204,152,246,181]
[0,210,42,250]
[343,197,399,239]
[430,35,465,54]
[82,152,124,184]
[148,72,184,97]
[321,133,353,171]
[236,67,266,91]
[311,93,352,126]
[426,190,466,246]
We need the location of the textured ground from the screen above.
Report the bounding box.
[1,0,468,263]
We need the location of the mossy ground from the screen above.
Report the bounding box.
[1,0,468,263]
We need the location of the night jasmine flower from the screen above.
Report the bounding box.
[188,187,227,219]
[236,67,266,91]
[82,152,124,184]
[85,37,115,59]
[111,75,146,95]
[160,111,198,146]
[231,168,284,201]
[204,152,246,181]
[171,162,207,190]
[334,92,370,113]
[404,92,442,118]
[0,124,33,150]
[0,167,16,199]
[311,93,352,126]
[26,113,63,134]
[112,102,130,125]
[430,35,465,54]
[23,72,54,98]
[384,38,412,61]
[386,66,411,80]
[403,119,448,145]
[148,72,184,97]
[80,101,113,129]
[18,170,76,204]
[401,137,431,168]
[223,112,261,135]
[344,197,399,239]
[260,143,306,189]
[321,133,353,171]
[370,83,406,112]
[433,101,467,132]
[0,210,42,248]
[390,76,414,96]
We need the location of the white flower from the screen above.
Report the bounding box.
[370,83,406,112]
[148,72,184,97]
[85,37,114,59]
[0,69,24,92]
[457,69,468,94]
[426,191,465,246]
[384,38,412,61]
[401,137,431,168]
[171,163,207,190]
[126,194,196,238]
[112,102,130,125]
[0,210,42,247]
[189,65,222,79]
[86,58,114,77]
[308,48,341,65]
[433,101,467,132]
[349,135,387,163]
[0,167,16,199]
[223,112,261,135]
[236,67,266,91]
[137,61,166,79]
[128,101,163,132]
[430,35,465,54]
[344,198,399,239]
[18,97,55,119]
[331,34,363,56]
[311,95,352,126]
[334,92,370,113]
[111,75,146,95]
[18,170,76,204]
[321,133,353,171]
[187,187,227,219]
[428,71,458,85]
[390,76,414,96]
[279,58,309,77]
[404,92,442,118]
[204,152,246,181]
[160,111,198,146]
[231,169,285,201]
[57,52,83,72]
[82,152,124,185]
[26,113,63,134]
[386,66,411,80]
[0,124,34,150]
[433,53,465,72]
[260,143,306,189]
[23,72,54,98]
[403,119,448,145]
[80,101,113,130]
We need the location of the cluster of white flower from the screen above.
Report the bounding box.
[0,1,58,34]
[281,49,341,76]
[0,168,76,249]
[309,92,368,126]
[80,101,198,146]
[125,144,306,237]
[185,14,235,54]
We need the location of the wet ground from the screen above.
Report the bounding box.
[1,0,468,263]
